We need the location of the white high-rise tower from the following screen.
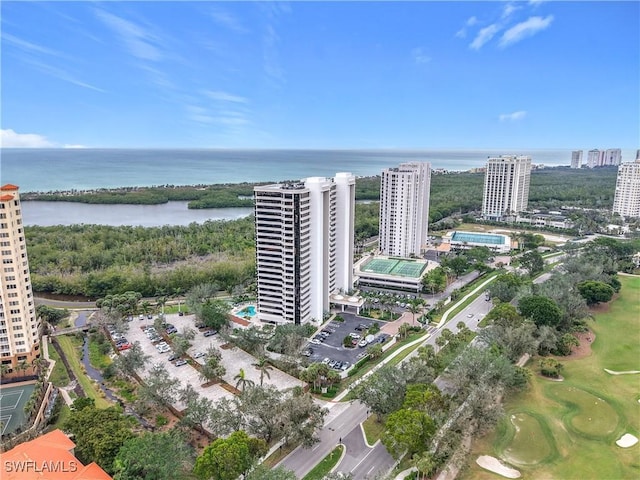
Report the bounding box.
[0,184,40,376]
[379,162,431,258]
[613,160,640,219]
[482,155,532,221]
[253,173,355,325]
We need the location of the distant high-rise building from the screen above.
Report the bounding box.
[253,173,355,325]
[613,160,640,219]
[587,149,605,168]
[571,150,583,169]
[636,149,640,161]
[379,162,431,258]
[0,185,40,375]
[604,149,622,166]
[482,156,532,221]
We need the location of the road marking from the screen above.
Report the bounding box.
[350,445,376,472]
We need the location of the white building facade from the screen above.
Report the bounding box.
[482,155,532,221]
[612,160,640,219]
[571,150,583,169]
[0,185,40,374]
[379,162,431,258]
[587,149,604,168]
[254,173,355,325]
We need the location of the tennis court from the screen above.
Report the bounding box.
[361,258,427,278]
[0,383,35,435]
[451,231,506,245]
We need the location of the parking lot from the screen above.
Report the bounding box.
[305,312,390,372]
[116,313,303,410]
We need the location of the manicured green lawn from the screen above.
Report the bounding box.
[362,415,385,445]
[48,343,71,387]
[302,445,344,480]
[56,335,111,409]
[464,275,640,480]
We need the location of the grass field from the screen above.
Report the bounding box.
[48,343,71,387]
[56,335,111,409]
[302,445,344,480]
[464,275,640,480]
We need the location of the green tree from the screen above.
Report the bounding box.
[234,368,255,392]
[554,333,580,356]
[201,299,230,331]
[518,295,563,328]
[484,303,522,327]
[488,273,524,303]
[114,341,149,378]
[520,250,545,276]
[36,304,70,325]
[245,465,297,480]
[138,363,180,408]
[382,408,436,459]
[200,347,226,384]
[354,365,406,420]
[193,431,265,480]
[63,403,135,474]
[577,280,615,305]
[252,357,273,387]
[113,430,194,480]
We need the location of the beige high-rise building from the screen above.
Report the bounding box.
[613,160,640,219]
[571,150,583,169]
[379,162,431,258]
[0,184,40,375]
[482,155,532,221]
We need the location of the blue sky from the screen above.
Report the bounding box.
[1,1,638,149]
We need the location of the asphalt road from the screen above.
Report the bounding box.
[279,283,495,479]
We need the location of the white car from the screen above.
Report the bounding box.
[467,313,473,318]
[349,333,361,339]
[193,352,205,359]
[310,339,322,345]
[358,339,368,348]
[158,345,171,354]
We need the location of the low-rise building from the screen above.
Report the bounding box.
[442,230,512,254]
[354,255,433,293]
[0,429,112,479]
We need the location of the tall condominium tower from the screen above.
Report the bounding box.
[571,150,583,169]
[482,155,532,221]
[604,149,622,166]
[612,160,640,219]
[587,149,604,168]
[254,173,355,325]
[0,185,40,374]
[379,162,431,258]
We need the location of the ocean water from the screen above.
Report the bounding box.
[0,148,593,193]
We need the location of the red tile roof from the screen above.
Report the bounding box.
[0,184,19,191]
[0,429,113,480]
[0,194,14,201]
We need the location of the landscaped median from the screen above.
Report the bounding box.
[302,445,345,480]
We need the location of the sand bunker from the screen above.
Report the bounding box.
[616,434,638,448]
[476,456,521,478]
[604,369,640,375]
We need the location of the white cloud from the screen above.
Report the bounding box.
[1,33,66,58]
[499,15,554,48]
[456,16,479,38]
[412,47,431,65]
[499,111,527,122]
[502,3,521,19]
[470,24,501,50]
[95,10,163,61]
[1,129,54,148]
[19,57,105,92]
[209,8,248,33]
[203,90,248,104]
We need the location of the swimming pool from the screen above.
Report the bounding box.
[238,305,257,318]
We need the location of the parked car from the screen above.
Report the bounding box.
[117,343,131,351]
[168,352,179,361]
[358,338,368,348]
[166,326,177,334]
[328,360,337,368]
[139,314,144,320]
[147,314,153,319]
[203,330,217,337]
[301,348,313,357]
[310,339,322,345]
[158,345,171,354]
[333,361,343,370]
[174,359,188,367]
[193,352,205,359]
[322,358,330,365]
[340,362,350,371]
[349,333,361,339]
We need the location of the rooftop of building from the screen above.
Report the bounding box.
[0,184,19,191]
[0,429,113,480]
[448,230,510,245]
[358,256,429,278]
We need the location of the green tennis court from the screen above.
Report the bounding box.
[361,258,427,278]
[0,383,35,435]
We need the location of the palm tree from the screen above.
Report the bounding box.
[252,357,273,387]
[234,368,254,392]
[407,298,424,326]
